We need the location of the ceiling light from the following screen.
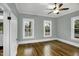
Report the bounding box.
[53,9,59,13]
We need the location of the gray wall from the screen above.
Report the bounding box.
[17,14,56,41]
[56,11,79,43]
[7,3,79,44]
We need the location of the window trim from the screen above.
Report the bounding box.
[23,18,34,39]
[71,16,79,40]
[43,20,52,37]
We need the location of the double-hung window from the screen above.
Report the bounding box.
[23,18,34,39]
[71,16,79,40]
[44,20,52,37]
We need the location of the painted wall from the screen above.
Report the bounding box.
[17,14,56,41]
[56,11,79,44]
[6,3,79,55]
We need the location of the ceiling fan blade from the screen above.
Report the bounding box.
[53,7,56,10]
[60,8,69,10]
[59,3,63,8]
[56,12,59,14]
[53,3,57,10]
[48,11,53,14]
[54,3,57,5]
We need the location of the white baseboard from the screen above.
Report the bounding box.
[17,38,79,48]
[18,38,56,44]
[55,38,79,47]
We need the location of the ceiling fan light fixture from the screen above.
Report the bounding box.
[53,9,59,14]
[47,3,69,14]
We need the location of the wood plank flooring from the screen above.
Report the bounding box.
[17,40,79,56]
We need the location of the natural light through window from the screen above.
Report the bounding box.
[44,20,52,37]
[23,18,34,39]
[71,16,79,40]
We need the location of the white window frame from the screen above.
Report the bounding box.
[71,16,79,40]
[44,20,52,37]
[23,18,34,39]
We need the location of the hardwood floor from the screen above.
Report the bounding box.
[17,40,79,56]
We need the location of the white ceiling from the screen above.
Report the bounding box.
[15,3,79,18]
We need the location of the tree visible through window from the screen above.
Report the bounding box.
[25,21,32,36]
[74,20,79,38]
[44,20,52,37]
[23,19,34,39]
[0,22,3,33]
[71,16,79,40]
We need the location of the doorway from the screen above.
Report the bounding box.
[0,7,4,56]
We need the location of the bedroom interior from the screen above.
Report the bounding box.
[0,3,79,56]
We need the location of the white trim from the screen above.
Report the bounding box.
[0,15,3,19]
[23,18,34,39]
[18,38,55,44]
[2,3,17,56]
[71,16,79,40]
[43,20,52,37]
[18,38,79,47]
[56,38,79,47]
[2,4,17,19]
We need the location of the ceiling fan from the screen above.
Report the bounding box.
[47,3,69,14]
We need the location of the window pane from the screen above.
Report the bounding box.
[75,29,79,34]
[44,21,51,37]
[25,21,32,37]
[29,29,32,36]
[74,20,79,38]
[0,22,3,33]
[74,29,79,38]
[75,20,79,28]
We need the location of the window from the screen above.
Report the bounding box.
[71,16,79,40]
[44,20,52,37]
[74,20,79,38]
[23,18,34,39]
[0,22,3,33]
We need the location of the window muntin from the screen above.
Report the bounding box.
[74,20,79,38]
[44,20,52,37]
[71,16,79,40]
[23,18,34,39]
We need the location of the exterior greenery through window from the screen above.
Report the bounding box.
[23,18,34,39]
[25,21,32,36]
[44,20,52,37]
[0,22,3,33]
[75,20,79,38]
[71,16,79,40]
